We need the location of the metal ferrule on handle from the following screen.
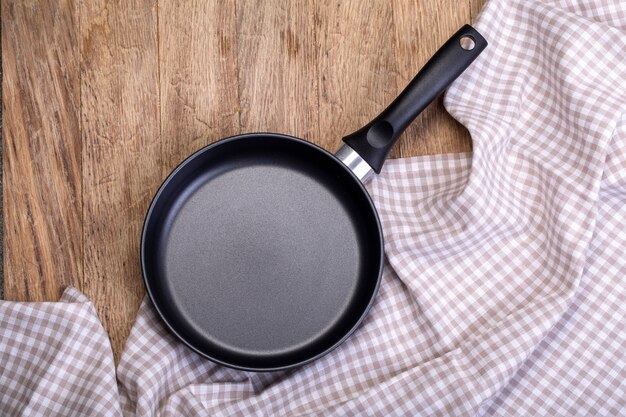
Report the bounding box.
[335,144,375,183]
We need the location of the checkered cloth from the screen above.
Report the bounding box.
[2,0,626,415]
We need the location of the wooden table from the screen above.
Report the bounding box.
[2,0,485,361]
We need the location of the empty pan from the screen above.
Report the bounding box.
[142,25,487,371]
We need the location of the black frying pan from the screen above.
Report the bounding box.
[142,25,487,371]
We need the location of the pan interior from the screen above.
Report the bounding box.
[142,135,382,370]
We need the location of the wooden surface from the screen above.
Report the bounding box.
[2,0,486,361]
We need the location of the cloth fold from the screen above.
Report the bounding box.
[2,0,625,415]
[0,288,122,416]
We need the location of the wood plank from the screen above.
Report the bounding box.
[80,0,160,361]
[236,0,319,142]
[2,0,82,301]
[316,1,398,154]
[159,0,239,174]
[391,0,472,157]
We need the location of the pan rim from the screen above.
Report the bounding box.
[140,132,384,371]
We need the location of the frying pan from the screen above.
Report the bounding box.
[142,25,487,371]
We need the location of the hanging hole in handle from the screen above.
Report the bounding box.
[459,35,476,50]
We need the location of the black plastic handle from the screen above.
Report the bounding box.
[342,25,487,173]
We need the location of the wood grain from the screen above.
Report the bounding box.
[159,0,240,172]
[2,0,82,301]
[3,0,488,360]
[316,1,398,153]
[237,0,319,140]
[80,0,160,360]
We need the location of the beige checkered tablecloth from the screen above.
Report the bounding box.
[2,0,626,415]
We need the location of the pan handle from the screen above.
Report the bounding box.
[339,25,487,180]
